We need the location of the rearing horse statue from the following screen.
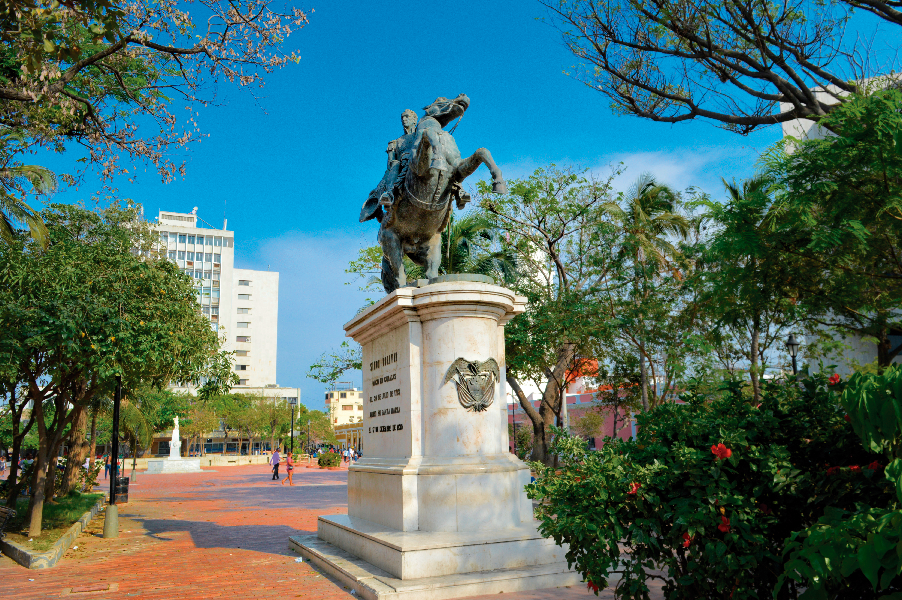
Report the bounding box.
[359,94,507,293]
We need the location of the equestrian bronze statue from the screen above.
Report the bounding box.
[360,94,507,293]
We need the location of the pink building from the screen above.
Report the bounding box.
[506,385,636,452]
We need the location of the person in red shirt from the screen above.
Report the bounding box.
[281,453,295,486]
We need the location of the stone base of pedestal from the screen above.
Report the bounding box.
[290,531,580,600]
[145,458,203,474]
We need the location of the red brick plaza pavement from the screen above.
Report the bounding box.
[0,463,660,600]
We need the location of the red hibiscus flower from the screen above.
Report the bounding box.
[682,532,693,548]
[759,503,772,515]
[627,482,641,495]
[844,415,851,422]
[711,443,732,460]
[868,461,882,471]
[826,466,840,476]
[717,516,731,533]
[850,465,861,473]
[828,373,840,386]
[587,581,600,594]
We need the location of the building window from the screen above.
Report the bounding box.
[187,251,194,261]
[236,350,248,357]
[238,280,250,286]
[205,236,213,246]
[237,294,251,300]
[213,253,221,263]
[236,336,250,343]
[325,393,329,400]
[178,251,185,260]
[237,322,249,328]
[235,364,248,371]
[342,405,352,411]
[179,234,186,243]
[205,253,212,262]
[187,235,195,244]
[214,237,222,247]
[168,251,176,260]
[238,379,249,385]
[340,392,347,398]
[237,308,250,314]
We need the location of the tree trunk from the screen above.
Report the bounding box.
[61,405,88,495]
[639,351,649,412]
[44,439,62,503]
[750,315,761,404]
[877,324,891,372]
[5,386,35,508]
[88,409,98,469]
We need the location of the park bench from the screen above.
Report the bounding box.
[0,505,16,540]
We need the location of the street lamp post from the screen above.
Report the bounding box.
[307,419,311,454]
[786,334,801,376]
[109,375,121,504]
[288,398,297,456]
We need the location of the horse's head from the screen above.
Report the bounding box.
[422,94,470,128]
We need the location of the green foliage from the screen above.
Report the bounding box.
[317,451,340,467]
[308,340,362,387]
[761,89,902,366]
[528,373,891,599]
[509,423,534,460]
[777,368,902,597]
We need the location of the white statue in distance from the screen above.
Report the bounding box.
[169,416,181,460]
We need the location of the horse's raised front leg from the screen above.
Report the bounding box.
[378,227,406,293]
[454,148,507,194]
[425,233,442,280]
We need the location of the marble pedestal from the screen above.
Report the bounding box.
[291,280,579,600]
[145,457,202,474]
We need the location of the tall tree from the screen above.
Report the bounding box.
[604,173,690,409]
[759,89,902,369]
[480,166,618,465]
[0,202,225,535]
[701,176,800,401]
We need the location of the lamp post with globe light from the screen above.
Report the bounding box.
[786,334,801,376]
[288,397,297,455]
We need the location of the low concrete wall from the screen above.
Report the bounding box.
[121,454,310,470]
[1,495,106,569]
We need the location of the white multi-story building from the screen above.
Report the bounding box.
[154,210,292,393]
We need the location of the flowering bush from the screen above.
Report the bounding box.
[777,367,902,597]
[527,373,893,599]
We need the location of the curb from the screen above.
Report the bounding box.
[0,495,107,569]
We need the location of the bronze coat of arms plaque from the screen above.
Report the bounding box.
[442,358,500,412]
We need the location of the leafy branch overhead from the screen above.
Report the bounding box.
[1,0,309,183]
[543,0,900,133]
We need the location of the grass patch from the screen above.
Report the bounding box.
[4,492,104,551]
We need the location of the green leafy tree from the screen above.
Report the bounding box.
[0,201,222,535]
[700,176,800,401]
[480,165,618,465]
[604,173,690,410]
[0,130,51,247]
[760,89,902,369]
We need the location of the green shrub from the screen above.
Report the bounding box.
[778,368,902,598]
[317,452,340,467]
[528,373,893,599]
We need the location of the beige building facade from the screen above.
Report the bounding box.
[325,388,364,426]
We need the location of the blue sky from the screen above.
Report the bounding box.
[39,0,786,410]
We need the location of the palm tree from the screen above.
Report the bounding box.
[605,173,691,411]
[405,212,519,284]
[0,130,53,248]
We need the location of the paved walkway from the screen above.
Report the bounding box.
[0,463,657,599]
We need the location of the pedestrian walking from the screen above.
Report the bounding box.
[103,454,110,479]
[271,448,281,481]
[281,453,295,486]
